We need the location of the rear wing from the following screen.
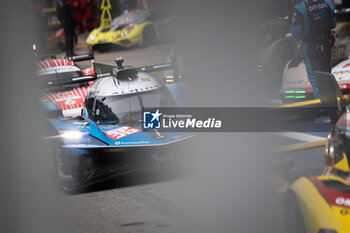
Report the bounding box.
[39,51,180,88]
[93,51,181,80]
[69,53,94,62]
[39,75,97,89]
[93,62,175,76]
[37,45,95,88]
[37,53,94,62]
[36,43,94,62]
[275,71,347,124]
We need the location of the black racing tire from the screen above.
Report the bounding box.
[283,190,307,233]
[52,154,72,191]
[142,25,158,47]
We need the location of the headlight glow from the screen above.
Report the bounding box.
[57,130,106,146]
[61,130,84,139]
[90,35,95,41]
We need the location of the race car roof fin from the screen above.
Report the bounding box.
[115,58,124,69]
[93,62,116,77]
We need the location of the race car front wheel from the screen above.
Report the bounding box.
[53,154,96,192]
[53,154,74,191]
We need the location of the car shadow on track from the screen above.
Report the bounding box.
[68,167,191,195]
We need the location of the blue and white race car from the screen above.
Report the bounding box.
[42,54,192,191]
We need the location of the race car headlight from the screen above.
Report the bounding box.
[58,130,106,146]
[61,130,84,139]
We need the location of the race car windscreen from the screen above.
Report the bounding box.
[86,88,170,125]
[109,11,147,31]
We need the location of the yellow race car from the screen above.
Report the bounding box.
[284,168,350,233]
[276,72,350,233]
[87,9,169,50]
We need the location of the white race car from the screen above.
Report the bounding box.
[280,55,350,103]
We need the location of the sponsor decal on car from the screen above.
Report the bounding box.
[311,177,350,209]
[73,121,89,125]
[335,197,350,207]
[42,85,90,110]
[104,126,140,140]
[340,208,350,215]
[333,41,349,60]
[114,140,150,145]
[339,84,349,89]
[77,126,91,129]
[341,63,350,69]
[333,70,350,75]
[285,80,305,86]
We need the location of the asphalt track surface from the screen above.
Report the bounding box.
[56,39,331,233]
